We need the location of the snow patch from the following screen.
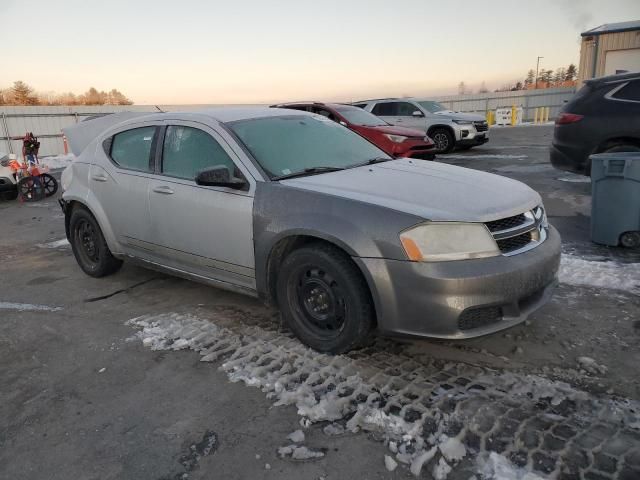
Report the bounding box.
[40,154,75,170]
[127,312,640,479]
[278,445,324,460]
[438,436,466,462]
[322,423,345,436]
[37,238,70,249]
[287,429,305,443]
[560,254,640,293]
[432,457,452,480]
[384,454,398,472]
[477,452,545,480]
[0,301,62,312]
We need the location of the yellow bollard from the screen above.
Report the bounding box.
[486,110,494,125]
[511,104,517,126]
[534,108,539,124]
[544,107,550,123]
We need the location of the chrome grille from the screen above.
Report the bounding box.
[485,206,547,256]
[474,121,489,132]
[485,213,526,233]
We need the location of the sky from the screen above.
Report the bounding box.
[1,0,639,104]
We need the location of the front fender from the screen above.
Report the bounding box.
[253,182,423,299]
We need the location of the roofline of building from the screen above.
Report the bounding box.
[581,23,640,37]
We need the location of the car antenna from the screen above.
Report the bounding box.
[154,105,165,113]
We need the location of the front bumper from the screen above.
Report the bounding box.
[0,176,17,193]
[458,132,489,146]
[356,225,561,339]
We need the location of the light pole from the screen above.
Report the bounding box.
[535,56,544,89]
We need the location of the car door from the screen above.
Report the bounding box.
[392,101,427,130]
[90,123,159,254]
[147,121,256,292]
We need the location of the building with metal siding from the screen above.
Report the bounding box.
[578,20,640,86]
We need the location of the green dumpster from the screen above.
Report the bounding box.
[590,152,640,248]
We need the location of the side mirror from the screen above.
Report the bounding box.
[412,110,424,117]
[195,165,247,190]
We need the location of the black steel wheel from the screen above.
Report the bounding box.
[69,206,122,277]
[620,231,640,249]
[277,243,374,353]
[41,174,58,197]
[430,128,455,153]
[17,177,45,202]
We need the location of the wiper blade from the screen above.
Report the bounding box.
[348,157,392,168]
[272,166,345,181]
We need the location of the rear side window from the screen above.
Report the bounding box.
[162,126,236,180]
[611,81,640,102]
[110,127,156,171]
[372,102,397,116]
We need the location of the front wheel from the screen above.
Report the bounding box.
[430,128,455,153]
[69,206,122,277]
[276,243,375,353]
[41,174,58,197]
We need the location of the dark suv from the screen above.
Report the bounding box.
[551,72,640,175]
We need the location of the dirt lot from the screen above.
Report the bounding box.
[1,125,639,480]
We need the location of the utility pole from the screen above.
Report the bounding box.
[535,56,544,90]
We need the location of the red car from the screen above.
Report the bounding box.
[271,102,436,159]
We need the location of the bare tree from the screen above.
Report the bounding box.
[525,69,535,86]
[565,64,577,81]
[10,81,39,105]
[458,82,467,95]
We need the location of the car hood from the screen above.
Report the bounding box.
[281,159,540,222]
[365,125,427,138]
[434,110,486,122]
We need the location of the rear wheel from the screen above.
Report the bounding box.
[41,174,58,197]
[430,128,455,153]
[604,144,640,154]
[69,206,122,277]
[276,243,374,353]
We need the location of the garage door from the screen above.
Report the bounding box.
[605,48,640,75]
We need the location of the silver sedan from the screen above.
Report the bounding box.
[60,108,560,353]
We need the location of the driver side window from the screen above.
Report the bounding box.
[162,126,237,180]
[397,102,419,116]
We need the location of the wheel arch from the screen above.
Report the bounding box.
[63,195,121,255]
[262,232,379,327]
[595,136,640,153]
[427,124,456,139]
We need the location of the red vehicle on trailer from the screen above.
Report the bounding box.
[271,102,436,160]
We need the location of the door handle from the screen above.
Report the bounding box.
[91,174,108,182]
[152,185,174,195]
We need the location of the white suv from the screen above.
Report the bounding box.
[353,98,489,153]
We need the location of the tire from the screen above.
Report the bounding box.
[276,243,374,353]
[604,144,640,154]
[620,231,640,249]
[69,205,122,277]
[1,189,18,201]
[17,177,45,202]
[41,174,58,197]
[430,128,455,153]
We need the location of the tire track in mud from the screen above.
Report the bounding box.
[127,308,640,479]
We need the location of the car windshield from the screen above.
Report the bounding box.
[417,101,448,113]
[228,115,389,179]
[333,106,387,126]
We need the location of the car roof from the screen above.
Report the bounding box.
[586,71,640,86]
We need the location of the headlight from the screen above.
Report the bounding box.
[400,222,500,262]
[453,120,472,125]
[384,134,408,143]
